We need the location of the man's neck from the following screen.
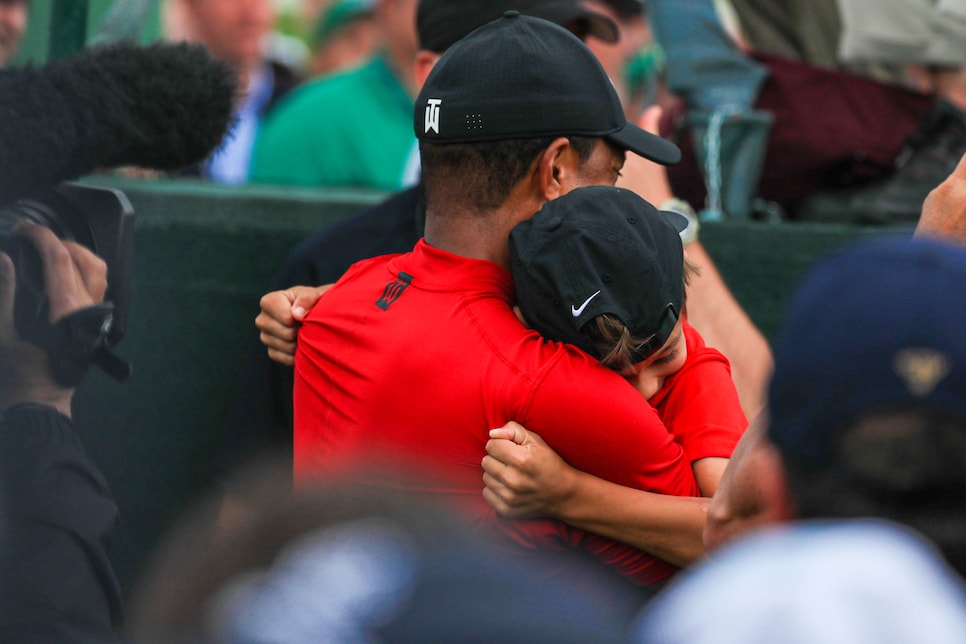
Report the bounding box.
[423,193,544,268]
[423,214,512,268]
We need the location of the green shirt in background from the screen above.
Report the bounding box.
[250,55,415,190]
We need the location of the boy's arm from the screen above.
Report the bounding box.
[650,324,747,497]
[483,422,709,567]
[703,412,789,551]
[692,456,729,497]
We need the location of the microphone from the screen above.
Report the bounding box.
[0,40,238,204]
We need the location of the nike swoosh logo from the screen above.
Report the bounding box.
[571,290,601,317]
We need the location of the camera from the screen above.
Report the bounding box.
[0,183,135,349]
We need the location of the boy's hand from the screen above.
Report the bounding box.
[482,421,578,519]
[256,284,331,366]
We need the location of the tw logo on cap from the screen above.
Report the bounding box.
[425,98,442,135]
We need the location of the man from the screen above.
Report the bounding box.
[0,0,27,67]
[630,235,966,643]
[293,14,707,586]
[170,0,301,184]
[250,0,420,190]
[703,236,966,564]
[704,152,966,554]
[237,0,771,480]
[222,0,623,473]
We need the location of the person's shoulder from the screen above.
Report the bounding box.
[265,59,303,114]
[259,59,379,130]
[286,58,382,104]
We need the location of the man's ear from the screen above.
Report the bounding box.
[412,51,440,89]
[534,137,579,201]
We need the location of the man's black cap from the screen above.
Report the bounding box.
[510,186,685,362]
[417,0,619,53]
[415,12,681,166]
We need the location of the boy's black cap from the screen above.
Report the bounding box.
[417,0,619,53]
[510,186,685,362]
[415,12,681,166]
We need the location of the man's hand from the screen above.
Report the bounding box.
[481,421,578,519]
[917,152,966,243]
[0,223,108,415]
[256,284,331,366]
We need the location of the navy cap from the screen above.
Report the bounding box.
[510,186,684,362]
[415,12,681,166]
[768,237,966,470]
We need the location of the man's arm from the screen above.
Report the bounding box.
[0,223,123,641]
[702,412,790,551]
[482,422,709,567]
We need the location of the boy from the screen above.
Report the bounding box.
[509,186,746,496]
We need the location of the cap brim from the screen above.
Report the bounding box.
[536,5,620,43]
[607,121,681,165]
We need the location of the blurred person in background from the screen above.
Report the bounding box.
[0,0,27,67]
[585,0,654,119]
[306,0,378,79]
[165,0,302,184]
[250,0,420,190]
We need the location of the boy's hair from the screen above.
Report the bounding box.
[588,259,697,373]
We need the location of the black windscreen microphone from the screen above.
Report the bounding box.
[0,40,238,205]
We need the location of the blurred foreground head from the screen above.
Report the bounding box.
[131,459,645,643]
[767,237,966,573]
[636,520,966,644]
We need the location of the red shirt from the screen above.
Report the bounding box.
[294,240,700,585]
[653,321,747,462]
